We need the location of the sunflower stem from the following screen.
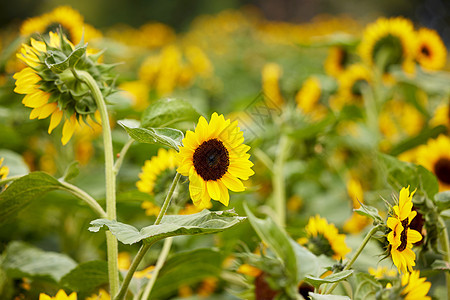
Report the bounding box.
[76,70,119,297]
[140,237,173,300]
[272,135,291,227]
[114,172,181,300]
[438,216,450,300]
[113,138,134,175]
[326,224,383,294]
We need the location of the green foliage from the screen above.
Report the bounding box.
[45,44,87,73]
[60,260,109,292]
[305,270,354,289]
[308,293,351,300]
[1,241,76,283]
[89,209,246,245]
[60,161,80,182]
[140,98,201,128]
[354,203,383,224]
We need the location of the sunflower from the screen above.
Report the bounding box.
[359,17,417,74]
[430,103,450,130]
[331,64,372,109]
[86,289,110,300]
[416,135,450,191]
[416,28,447,71]
[262,63,284,109]
[387,187,422,273]
[343,177,370,234]
[39,290,77,300]
[324,46,350,77]
[177,113,254,208]
[119,80,150,111]
[368,266,397,279]
[20,6,101,44]
[295,76,326,118]
[299,215,351,260]
[400,270,431,300]
[13,31,113,145]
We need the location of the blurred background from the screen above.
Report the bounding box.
[2,0,450,44]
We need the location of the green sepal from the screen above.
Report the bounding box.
[304,270,354,289]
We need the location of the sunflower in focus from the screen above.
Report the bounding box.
[13,31,113,145]
[324,46,350,77]
[416,135,450,190]
[299,215,351,260]
[415,28,447,71]
[331,64,372,109]
[39,290,77,300]
[400,270,431,300]
[387,187,422,273]
[20,6,101,44]
[177,113,254,208]
[359,17,417,74]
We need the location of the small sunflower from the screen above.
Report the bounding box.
[416,135,450,191]
[177,113,254,208]
[13,31,113,145]
[39,290,77,300]
[400,270,431,300]
[299,215,351,260]
[416,28,447,71]
[387,187,422,273]
[295,76,325,118]
[20,6,101,44]
[324,46,350,77]
[359,17,417,74]
[331,64,372,109]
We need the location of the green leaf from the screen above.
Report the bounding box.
[435,191,450,211]
[45,45,87,73]
[89,209,246,245]
[431,259,450,271]
[354,203,383,223]
[0,149,29,177]
[60,260,108,292]
[118,120,183,151]
[389,126,446,157]
[0,172,64,223]
[141,98,201,128]
[244,204,319,284]
[150,248,223,299]
[288,114,335,139]
[2,241,77,282]
[60,161,80,182]
[308,293,351,300]
[305,270,353,288]
[379,153,439,200]
[440,209,450,219]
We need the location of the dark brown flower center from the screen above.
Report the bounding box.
[434,158,450,185]
[338,48,349,70]
[397,219,409,252]
[193,138,229,181]
[420,45,431,57]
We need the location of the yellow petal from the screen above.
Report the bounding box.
[61,115,77,145]
[217,180,230,206]
[221,173,245,192]
[407,229,422,244]
[207,180,221,200]
[29,106,43,119]
[48,109,63,133]
[39,294,52,300]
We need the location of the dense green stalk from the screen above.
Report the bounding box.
[438,217,450,300]
[272,135,291,227]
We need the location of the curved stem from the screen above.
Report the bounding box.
[326,224,382,294]
[76,70,119,296]
[140,237,173,300]
[58,181,106,218]
[114,172,181,300]
[113,138,134,175]
[438,216,450,300]
[272,135,291,227]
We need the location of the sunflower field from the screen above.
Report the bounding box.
[1,3,450,300]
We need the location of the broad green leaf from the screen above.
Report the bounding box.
[89,209,246,245]
[150,248,223,299]
[141,98,201,128]
[2,241,77,282]
[0,172,64,223]
[45,45,87,73]
[308,293,351,300]
[244,204,319,284]
[440,209,450,219]
[305,270,353,288]
[60,161,80,182]
[353,273,381,300]
[435,191,450,211]
[379,153,439,200]
[0,149,29,177]
[119,121,183,151]
[431,259,450,271]
[60,260,108,292]
[354,203,383,224]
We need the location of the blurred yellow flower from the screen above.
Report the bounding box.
[39,290,76,300]
[262,63,284,109]
[343,177,370,234]
[0,158,9,180]
[141,201,161,217]
[86,289,110,300]
[368,266,397,279]
[119,80,150,111]
[324,46,350,78]
[237,263,262,277]
[416,28,447,71]
[295,76,327,120]
[401,270,431,300]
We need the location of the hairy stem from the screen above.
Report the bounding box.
[113,138,134,175]
[438,217,450,300]
[76,70,119,296]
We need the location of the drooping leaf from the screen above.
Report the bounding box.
[2,241,77,283]
[60,161,80,182]
[60,260,109,292]
[149,248,223,299]
[45,45,87,73]
[140,98,201,128]
[440,209,450,219]
[431,259,450,271]
[0,172,64,223]
[244,204,319,284]
[354,203,383,224]
[305,270,353,288]
[89,209,246,245]
[118,121,183,151]
[435,191,450,211]
[308,292,351,300]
